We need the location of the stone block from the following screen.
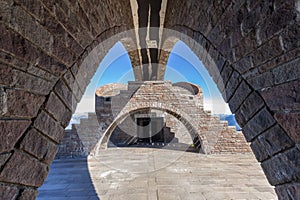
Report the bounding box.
[0,120,31,153]
[275,183,300,200]
[250,125,294,162]
[225,70,242,102]
[234,109,247,128]
[2,89,45,118]
[18,189,38,200]
[233,55,253,74]
[45,92,72,127]
[234,32,257,60]
[0,151,49,187]
[275,113,300,143]
[11,69,53,96]
[260,6,297,43]
[281,22,300,51]
[0,185,18,200]
[54,79,74,111]
[20,128,58,164]
[0,23,67,76]
[0,62,13,86]
[0,63,53,95]
[242,107,276,142]
[0,153,11,167]
[238,91,265,122]
[249,57,300,90]
[229,81,252,113]
[260,80,300,111]
[34,110,65,143]
[261,146,300,186]
[252,36,283,67]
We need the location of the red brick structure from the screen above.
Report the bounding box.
[0,1,299,199]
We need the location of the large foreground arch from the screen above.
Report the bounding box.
[0,1,299,199]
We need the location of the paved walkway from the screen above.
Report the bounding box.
[38,148,277,200]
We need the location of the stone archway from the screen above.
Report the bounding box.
[159,1,300,198]
[0,1,299,199]
[96,106,204,154]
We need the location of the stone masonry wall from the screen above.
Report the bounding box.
[99,81,251,154]
[0,1,299,199]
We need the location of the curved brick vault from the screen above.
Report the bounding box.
[0,0,299,199]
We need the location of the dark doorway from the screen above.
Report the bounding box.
[137,117,164,143]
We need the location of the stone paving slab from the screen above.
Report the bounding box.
[38,148,277,200]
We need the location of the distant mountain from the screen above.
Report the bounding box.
[216,114,241,131]
[65,113,89,130]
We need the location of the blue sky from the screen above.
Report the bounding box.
[75,41,231,114]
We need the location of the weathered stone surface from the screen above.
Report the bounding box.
[234,56,253,74]
[275,113,300,143]
[252,36,283,67]
[225,70,242,102]
[275,183,300,200]
[261,146,300,186]
[45,92,72,127]
[0,62,53,95]
[0,185,18,200]
[0,23,67,76]
[20,128,58,164]
[242,108,276,142]
[0,62,13,86]
[34,110,65,143]
[18,189,38,200]
[229,81,252,113]
[249,57,300,90]
[281,22,300,51]
[251,125,294,162]
[54,80,74,111]
[235,32,258,60]
[0,151,49,187]
[2,89,45,118]
[259,4,297,43]
[0,153,11,167]
[238,91,265,123]
[0,120,31,153]
[219,63,233,91]
[260,80,300,111]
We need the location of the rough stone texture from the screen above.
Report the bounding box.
[0,0,299,198]
[260,80,300,112]
[20,128,58,164]
[18,189,38,200]
[228,80,252,113]
[235,91,265,126]
[250,125,295,162]
[242,108,276,142]
[261,146,300,186]
[0,151,49,187]
[45,92,72,127]
[2,89,45,118]
[275,183,300,200]
[274,113,300,143]
[0,184,19,200]
[0,120,31,153]
[34,111,65,143]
